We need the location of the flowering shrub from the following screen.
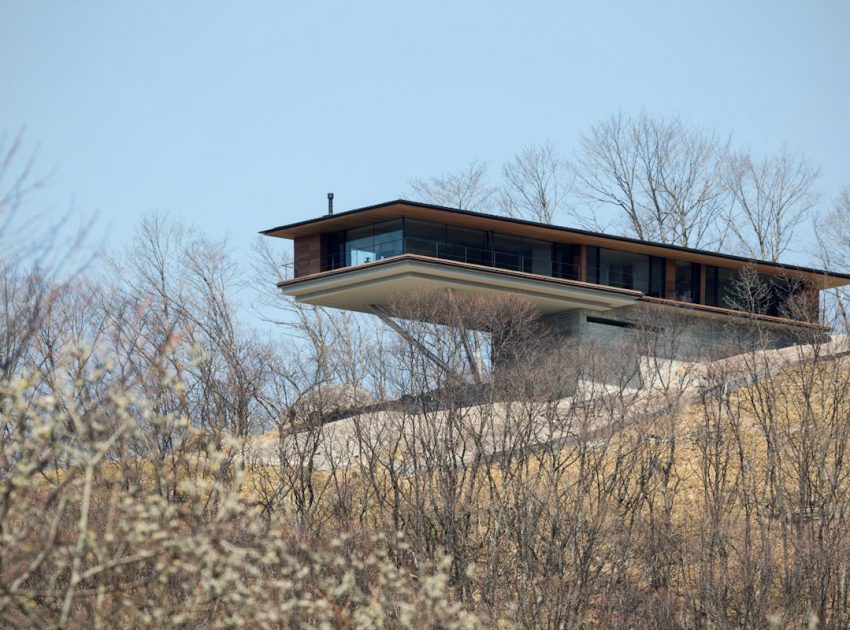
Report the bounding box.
[0,359,499,628]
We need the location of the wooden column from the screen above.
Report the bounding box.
[577,245,587,282]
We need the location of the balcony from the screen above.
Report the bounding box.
[289,236,586,279]
[280,236,643,316]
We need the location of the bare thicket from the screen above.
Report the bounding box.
[499,142,570,224]
[408,144,570,225]
[816,188,850,330]
[408,160,498,213]
[4,220,850,626]
[569,112,732,248]
[2,125,850,626]
[0,131,92,380]
[726,148,820,262]
[410,115,823,267]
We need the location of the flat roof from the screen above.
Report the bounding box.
[262,199,850,288]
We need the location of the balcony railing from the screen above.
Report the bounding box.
[284,236,581,279]
[283,236,668,292]
[279,235,818,323]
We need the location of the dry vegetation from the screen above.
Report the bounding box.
[2,130,850,628]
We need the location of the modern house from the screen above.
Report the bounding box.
[262,199,850,360]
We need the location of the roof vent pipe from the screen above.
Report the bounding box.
[327,192,334,215]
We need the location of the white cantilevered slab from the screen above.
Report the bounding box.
[279,256,641,315]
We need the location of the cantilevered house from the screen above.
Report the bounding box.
[262,200,850,360]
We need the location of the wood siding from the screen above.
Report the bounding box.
[293,234,324,277]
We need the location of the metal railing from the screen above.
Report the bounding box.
[285,237,580,281]
[281,236,676,293]
[279,237,819,322]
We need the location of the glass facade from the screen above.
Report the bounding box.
[704,266,806,316]
[318,218,808,319]
[587,247,665,296]
[705,265,736,309]
[675,261,701,303]
[339,220,403,266]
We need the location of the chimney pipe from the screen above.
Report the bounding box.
[327,192,334,215]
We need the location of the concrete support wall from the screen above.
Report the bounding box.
[541,304,818,362]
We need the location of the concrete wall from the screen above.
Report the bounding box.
[537,303,824,391]
[541,304,818,363]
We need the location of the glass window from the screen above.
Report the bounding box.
[717,268,735,309]
[493,233,522,271]
[705,265,719,306]
[758,274,804,317]
[552,243,579,279]
[522,239,552,275]
[345,225,376,266]
[372,219,403,260]
[445,226,487,264]
[675,261,701,303]
[648,256,665,297]
[325,231,345,270]
[597,248,650,292]
[586,246,601,284]
[344,221,403,266]
[404,219,445,257]
[717,267,739,308]
[706,266,747,310]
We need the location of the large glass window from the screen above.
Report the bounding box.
[705,265,719,307]
[345,225,375,266]
[675,261,701,303]
[552,243,579,279]
[522,239,552,275]
[717,268,736,308]
[586,246,601,284]
[648,256,665,297]
[329,219,817,318]
[344,220,403,265]
[705,265,738,309]
[373,220,404,260]
[324,231,345,270]
[760,274,805,317]
[444,225,488,265]
[592,248,664,294]
[493,234,523,271]
[405,219,445,257]
[705,266,782,312]
[599,248,646,291]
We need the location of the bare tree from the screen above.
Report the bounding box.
[726,147,820,262]
[408,160,497,212]
[815,187,850,330]
[0,131,93,379]
[570,112,732,248]
[499,142,571,224]
[817,187,850,272]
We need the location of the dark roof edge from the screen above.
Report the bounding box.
[260,198,850,281]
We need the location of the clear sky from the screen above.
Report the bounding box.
[3,1,849,264]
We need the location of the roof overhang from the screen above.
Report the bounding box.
[279,255,642,315]
[262,199,850,290]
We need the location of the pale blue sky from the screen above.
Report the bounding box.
[3,1,849,264]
